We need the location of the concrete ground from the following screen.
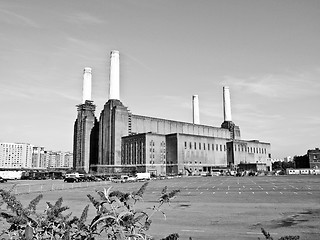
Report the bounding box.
[1,175,319,239]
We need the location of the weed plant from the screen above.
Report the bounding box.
[0,183,180,240]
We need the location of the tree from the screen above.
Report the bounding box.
[293,154,310,168]
[272,161,294,171]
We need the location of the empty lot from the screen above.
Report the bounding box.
[1,175,320,239]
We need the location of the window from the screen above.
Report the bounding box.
[184,142,187,149]
[208,144,210,151]
[203,143,206,150]
[199,143,201,150]
[220,145,222,151]
[194,142,197,150]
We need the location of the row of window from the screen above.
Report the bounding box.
[235,145,267,154]
[148,161,175,165]
[149,153,166,159]
[184,142,226,151]
[0,144,24,149]
[184,142,268,155]
[149,141,166,147]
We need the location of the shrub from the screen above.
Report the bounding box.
[0,183,180,240]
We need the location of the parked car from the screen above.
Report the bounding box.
[110,176,122,183]
[64,177,78,183]
[127,176,137,182]
[0,177,7,183]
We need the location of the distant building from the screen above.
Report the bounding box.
[32,146,45,169]
[63,152,73,168]
[308,148,320,169]
[73,51,272,175]
[0,142,33,168]
[0,142,72,170]
[44,151,73,169]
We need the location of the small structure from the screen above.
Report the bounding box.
[308,148,320,169]
[238,162,269,172]
[286,168,320,175]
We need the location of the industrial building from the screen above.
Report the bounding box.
[73,51,271,176]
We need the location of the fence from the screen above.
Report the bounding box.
[1,180,111,195]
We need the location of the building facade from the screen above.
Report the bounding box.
[73,50,272,175]
[32,146,45,169]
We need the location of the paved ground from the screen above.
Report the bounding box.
[1,175,320,239]
[143,175,320,240]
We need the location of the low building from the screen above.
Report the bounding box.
[307,148,320,169]
[226,140,272,171]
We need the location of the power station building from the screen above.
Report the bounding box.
[73,51,272,176]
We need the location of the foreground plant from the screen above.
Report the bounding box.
[259,228,300,240]
[0,183,180,239]
[87,183,181,239]
[0,186,91,239]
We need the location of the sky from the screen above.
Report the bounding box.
[0,0,319,159]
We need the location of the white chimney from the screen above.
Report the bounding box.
[82,67,92,103]
[223,86,232,122]
[109,50,120,100]
[192,95,200,124]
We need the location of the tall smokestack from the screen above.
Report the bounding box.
[192,95,200,124]
[109,50,120,100]
[223,86,232,122]
[82,67,92,103]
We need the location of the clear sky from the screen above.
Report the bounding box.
[0,0,319,159]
